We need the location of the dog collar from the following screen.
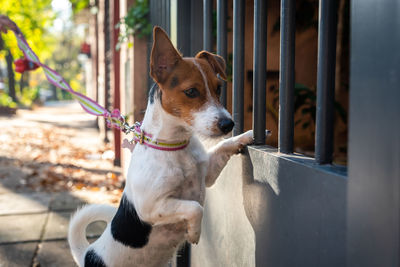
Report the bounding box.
[128,122,189,151]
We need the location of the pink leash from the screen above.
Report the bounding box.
[8,21,189,152]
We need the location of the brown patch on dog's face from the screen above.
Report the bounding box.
[195,50,227,80]
[158,58,224,126]
[149,27,226,127]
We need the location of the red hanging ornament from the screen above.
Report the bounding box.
[80,42,91,57]
[14,58,39,73]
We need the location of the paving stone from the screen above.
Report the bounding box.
[49,192,87,211]
[0,191,52,215]
[50,191,119,212]
[35,240,77,267]
[0,214,47,243]
[36,238,98,267]
[43,212,107,240]
[0,242,38,267]
[0,167,28,193]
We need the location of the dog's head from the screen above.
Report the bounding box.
[149,26,234,137]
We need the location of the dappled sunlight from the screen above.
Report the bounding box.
[0,101,121,265]
[0,103,123,199]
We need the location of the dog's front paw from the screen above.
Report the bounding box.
[231,130,254,153]
[236,130,254,144]
[233,130,271,153]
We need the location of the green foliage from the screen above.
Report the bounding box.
[293,83,347,130]
[115,0,151,50]
[19,86,39,107]
[0,0,56,60]
[69,0,90,15]
[0,92,17,108]
[0,0,85,105]
[43,28,85,100]
[269,83,347,131]
[293,83,317,130]
[0,0,57,107]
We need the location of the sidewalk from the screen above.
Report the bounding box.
[0,102,122,267]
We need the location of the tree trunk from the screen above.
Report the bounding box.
[19,72,25,95]
[5,50,17,103]
[0,34,17,102]
[50,84,59,100]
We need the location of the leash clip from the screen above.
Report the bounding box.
[139,129,145,144]
[134,122,145,144]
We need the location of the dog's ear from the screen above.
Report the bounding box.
[150,26,182,84]
[195,51,227,81]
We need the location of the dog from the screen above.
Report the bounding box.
[68,26,269,267]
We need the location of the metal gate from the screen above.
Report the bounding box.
[172,0,347,266]
[150,0,400,266]
[169,0,346,265]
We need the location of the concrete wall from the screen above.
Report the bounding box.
[192,146,347,267]
[191,153,256,267]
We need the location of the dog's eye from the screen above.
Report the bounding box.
[216,85,222,96]
[184,88,200,98]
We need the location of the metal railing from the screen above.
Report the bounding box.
[252,0,267,145]
[315,0,337,164]
[216,0,228,107]
[203,0,338,164]
[278,0,295,154]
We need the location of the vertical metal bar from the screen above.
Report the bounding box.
[315,0,338,164]
[174,0,191,56]
[232,0,245,136]
[203,0,213,51]
[252,0,268,145]
[190,0,204,55]
[112,0,121,166]
[278,0,295,153]
[217,0,227,107]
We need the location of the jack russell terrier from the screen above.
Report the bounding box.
[68,26,269,267]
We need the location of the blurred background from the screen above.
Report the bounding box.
[0,1,123,265]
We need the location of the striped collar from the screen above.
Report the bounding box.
[130,122,189,151]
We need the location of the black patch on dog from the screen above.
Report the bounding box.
[84,249,107,267]
[149,83,161,104]
[170,76,179,88]
[111,195,152,248]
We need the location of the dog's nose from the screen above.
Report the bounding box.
[218,118,234,134]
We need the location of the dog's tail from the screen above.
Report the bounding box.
[68,204,116,265]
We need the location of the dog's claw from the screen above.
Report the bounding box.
[185,230,201,244]
[233,129,271,153]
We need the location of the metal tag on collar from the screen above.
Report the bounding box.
[139,128,145,144]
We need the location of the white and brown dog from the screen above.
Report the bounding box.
[68,26,268,267]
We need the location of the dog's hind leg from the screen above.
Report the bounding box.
[141,198,203,244]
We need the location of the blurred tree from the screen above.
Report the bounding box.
[0,0,55,104]
[45,27,84,100]
[0,0,88,105]
[69,0,89,15]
